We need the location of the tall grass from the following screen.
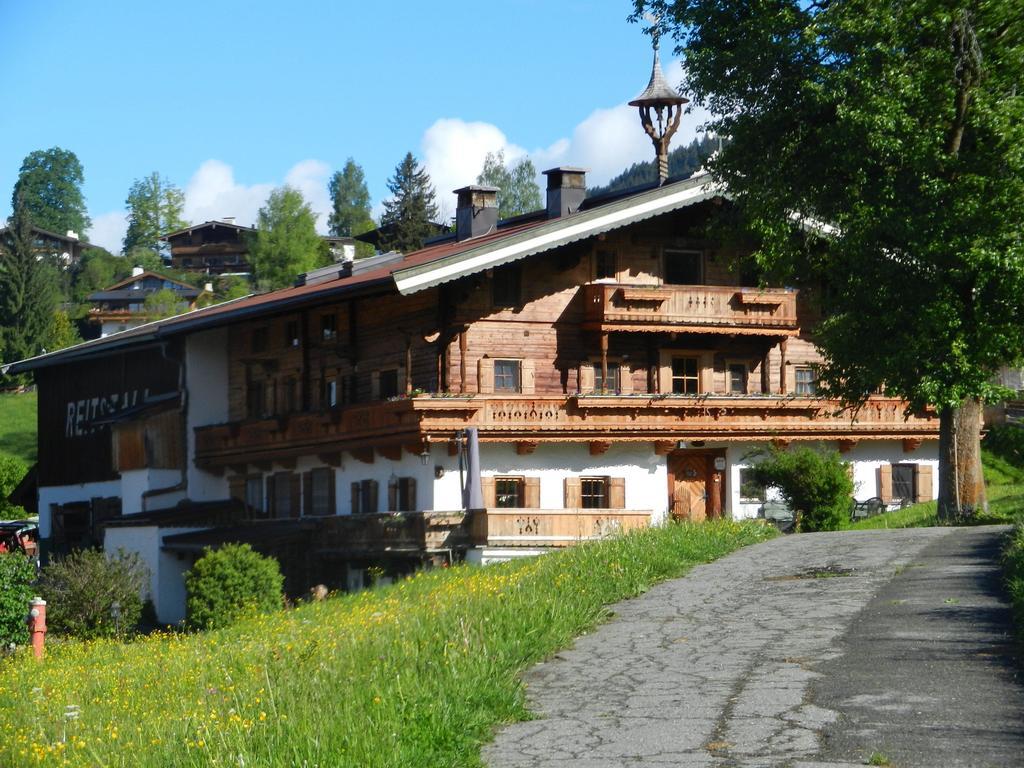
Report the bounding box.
[0,520,774,767]
[1003,523,1024,646]
[0,391,36,465]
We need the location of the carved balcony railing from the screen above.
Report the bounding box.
[194,395,938,468]
[470,508,651,548]
[314,511,473,555]
[583,283,799,335]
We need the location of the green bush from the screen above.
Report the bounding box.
[1003,524,1024,642]
[185,543,283,630]
[38,549,148,639]
[0,456,27,518]
[749,445,854,532]
[0,554,35,646]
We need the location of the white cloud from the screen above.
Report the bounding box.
[88,210,128,253]
[417,59,711,211]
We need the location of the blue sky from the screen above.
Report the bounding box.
[0,0,707,251]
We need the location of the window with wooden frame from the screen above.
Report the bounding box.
[284,320,300,348]
[245,475,264,515]
[246,381,266,418]
[663,249,703,285]
[794,366,817,395]
[266,472,300,519]
[283,377,298,413]
[593,362,621,394]
[387,477,417,512]
[580,358,632,395]
[879,463,933,504]
[564,476,626,509]
[494,477,525,508]
[303,468,336,516]
[481,476,540,508]
[322,375,339,409]
[350,479,379,514]
[320,313,337,341]
[594,249,617,280]
[728,363,748,395]
[671,356,700,394]
[373,368,400,400]
[491,264,522,308]
[493,359,521,392]
[478,358,535,394]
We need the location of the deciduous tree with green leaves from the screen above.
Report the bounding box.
[476,150,543,219]
[639,0,1024,519]
[328,158,375,258]
[380,152,439,254]
[123,172,188,254]
[11,147,91,236]
[250,186,328,290]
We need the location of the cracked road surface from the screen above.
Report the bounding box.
[484,527,1024,767]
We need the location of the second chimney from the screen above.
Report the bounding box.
[454,185,499,241]
[542,167,586,219]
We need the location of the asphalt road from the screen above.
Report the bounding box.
[484,526,1024,768]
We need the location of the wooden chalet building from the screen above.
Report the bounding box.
[0,225,93,268]
[162,219,254,275]
[87,268,210,337]
[7,52,940,624]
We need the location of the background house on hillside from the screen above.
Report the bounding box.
[0,224,93,268]
[162,219,254,275]
[88,268,209,337]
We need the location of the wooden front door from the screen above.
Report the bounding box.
[670,454,708,522]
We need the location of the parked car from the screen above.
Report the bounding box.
[0,520,39,563]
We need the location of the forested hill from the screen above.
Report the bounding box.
[588,135,719,197]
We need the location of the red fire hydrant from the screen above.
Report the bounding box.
[27,598,46,660]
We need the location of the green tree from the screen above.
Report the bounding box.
[642,0,1024,519]
[476,150,543,219]
[123,172,188,254]
[749,446,854,532]
[250,186,328,290]
[0,201,59,375]
[143,288,190,320]
[380,152,439,253]
[11,147,91,236]
[328,158,375,258]
[70,248,121,307]
[42,310,82,352]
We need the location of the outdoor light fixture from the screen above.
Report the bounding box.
[419,444,431,465]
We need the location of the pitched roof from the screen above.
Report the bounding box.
[6,175,721,374]
[160,220,256,240]
[103,270,199,292]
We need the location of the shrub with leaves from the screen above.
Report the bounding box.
[0,456,27,518]
[185,543,283,630]
[0,554,35,646]
[749,446,854,532]
[38,549,148,639]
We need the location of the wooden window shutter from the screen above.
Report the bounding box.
[289,474,301,519]
[608,477,626,509]
[387,479,398,511]
[370,371,381,400]
[228,475,245,503]
[520,360,536,394]
[477,358,494,394]
[397,364,408,395]
[524,477,541,508]
[915,464,933,503]
[351,481,361,514]
[367,480,379,513]
[579,363,595,394]
[402,477,417,511]
[328,471,337,514]
[619,363,633,395]
[785,365,797,396]
[303,472,313,516]
[481,476,496,508]
[564,477,582,508]
[266,475,277,516]
[879,464,893,503]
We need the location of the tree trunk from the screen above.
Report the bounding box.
[936,398,987,521]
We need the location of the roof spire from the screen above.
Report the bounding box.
[630,18,688,185]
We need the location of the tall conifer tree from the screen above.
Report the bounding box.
[379,153,439,254]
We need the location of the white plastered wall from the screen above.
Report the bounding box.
[104,525,202,625]
[185,328,230,501]
[726,440,940,520]
[119,468,185,515]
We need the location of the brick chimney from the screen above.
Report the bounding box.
[453,185,499,241]
[542,167,586,218]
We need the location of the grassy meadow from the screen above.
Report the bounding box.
[0,391,36,465]
[0,520,775,767]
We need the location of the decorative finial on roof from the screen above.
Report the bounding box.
[630,15,689,185]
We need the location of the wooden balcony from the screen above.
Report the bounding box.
[194,394,938,469]
[315,511,473,556]
[583,283,799,335]
[470,509,651,547]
